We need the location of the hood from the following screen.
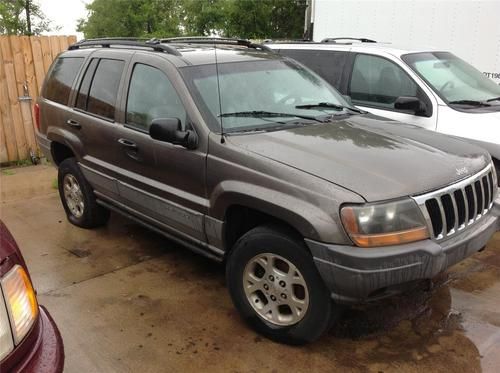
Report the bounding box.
[228,114,490,202]
[438,105,500,145]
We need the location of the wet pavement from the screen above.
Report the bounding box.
[1,165,499,373]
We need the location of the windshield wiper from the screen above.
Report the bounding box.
[486,96,500,102]
[219,110,326,123]
[295,102,365,114]
[448,99,491,107]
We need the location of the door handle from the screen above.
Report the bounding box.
[117,138,138,149]
[66,119,81,129]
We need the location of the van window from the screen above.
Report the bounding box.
[126,64,186,131]
[86,59,124,120]
[44,57,84,105]
[350,54,418,109]
[278,50,348,90]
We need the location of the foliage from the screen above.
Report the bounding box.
[0,0,56,35]
[77,0,307,39]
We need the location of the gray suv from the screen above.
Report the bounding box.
[36,37,500,344]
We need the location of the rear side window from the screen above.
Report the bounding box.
[76,59,124,120]
[278,49,348,90]
[75,59,99,110]
[349,54,418,109]
[44,57,84,105]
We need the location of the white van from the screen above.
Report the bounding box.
[267,40,500,179]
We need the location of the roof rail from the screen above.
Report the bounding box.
[321,37,376,43]
[68,38,182,56]
[263,39,313,44]
[159,36,273,52]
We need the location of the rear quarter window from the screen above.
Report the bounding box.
[44,57,84,105]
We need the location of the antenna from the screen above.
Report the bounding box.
[213,41,225,144]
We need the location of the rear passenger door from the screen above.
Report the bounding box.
[113,54,208,243]
[70,52,128,200]
[347,53,438,130]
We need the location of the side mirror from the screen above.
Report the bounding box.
[394,96,427,115]
[149,118,198,149]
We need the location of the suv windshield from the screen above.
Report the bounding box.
[402,52,500,107]
[181,59,357,133]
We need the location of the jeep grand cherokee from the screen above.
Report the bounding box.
[35,37,500,344]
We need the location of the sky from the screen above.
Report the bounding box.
[38,0,88,40]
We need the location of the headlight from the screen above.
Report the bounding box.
[1,265,38,345]
[0,288,14,360]
[340,199,429,247]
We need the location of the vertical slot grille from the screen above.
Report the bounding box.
[441,194,455,234]
[453,190,466,227]
[414,167,497,241]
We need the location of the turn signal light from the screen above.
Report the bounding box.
[1,265,38,345]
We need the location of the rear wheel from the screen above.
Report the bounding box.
[226,225,337,345]
[58,158,110,228]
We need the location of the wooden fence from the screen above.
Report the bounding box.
[0,35,77,164]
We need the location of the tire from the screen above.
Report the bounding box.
[58,157,110,228]
[226,224,337,345]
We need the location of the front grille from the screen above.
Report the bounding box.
[412,164,497,240]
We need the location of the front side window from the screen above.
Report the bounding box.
[350,54,418,109]
[402,52,500,107]
[126,64,186,131]
[44,57,84,105]
[181,59,353,133]
[85,59,124,120]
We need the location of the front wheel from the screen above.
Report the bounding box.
[226,225,337,345]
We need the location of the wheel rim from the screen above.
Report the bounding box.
[243,253,309,326]
[63,174,85,218]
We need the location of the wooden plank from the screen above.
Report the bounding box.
[30,36,45,95]
[40,36,53,74]
[0,109,8,163]
[0,37,14,162]
[58,35,69,51]
[68,35,77,45]
[11,35,37,154]
[49,36,61,61]
[21,36,39,154]
[0,37,26,161]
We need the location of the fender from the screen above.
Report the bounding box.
[209,180,350,244]
[47,126,85,161]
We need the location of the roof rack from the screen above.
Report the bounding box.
[68,38,182,56]
[263,39,313,44]
[159,36,273,52]
[321,37,376,44]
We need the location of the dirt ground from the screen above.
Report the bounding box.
[1,165,499,373]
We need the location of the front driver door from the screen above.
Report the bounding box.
[113,55,208,244]
[348,53,438,130]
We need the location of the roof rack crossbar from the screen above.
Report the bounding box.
[321,37,377,43]
[68,38,182,56]
[159,36,273,52]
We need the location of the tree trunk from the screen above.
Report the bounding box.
[25,0,32,35]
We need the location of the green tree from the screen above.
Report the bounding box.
[0,0,55,35]
[77,0,307,40]
[77,0,185,38]
[224,0,307,39]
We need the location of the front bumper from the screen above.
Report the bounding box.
[4,306,64,373]
[306,198,500,304]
